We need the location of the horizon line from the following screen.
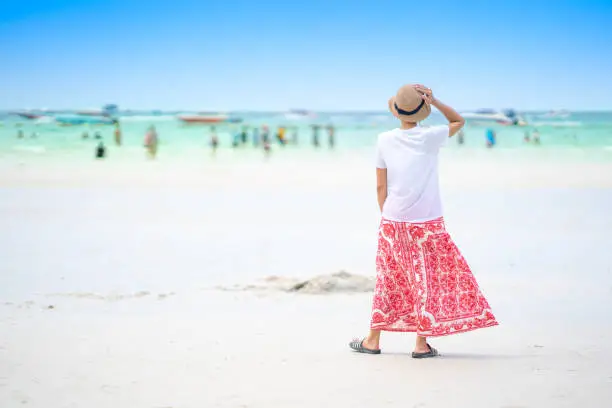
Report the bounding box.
[2,108,612,114]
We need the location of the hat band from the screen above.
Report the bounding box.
[395,99,425,116]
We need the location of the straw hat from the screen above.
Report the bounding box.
[388,84,431,123]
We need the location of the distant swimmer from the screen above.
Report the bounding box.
[210,126,219,152]
[277,126,287,145]
[312,124,321,147]
[82,131,89,139]
[17,129,24,139]
[533,129,541,145]
[262,125,270,144]
[240,126,248,144]
[94,131,102,140]
[114,121,122,146]
[458,129,465,145]
[263,139,271,157]
[523,130,531,143]
[291,126,299,145]
[485,128,496,148]
[232,129,240,147]
[327,124,335,148]
[95,141,106,159]
[252,127,260,146]
[30,132,38,138]
[144,125,159,159]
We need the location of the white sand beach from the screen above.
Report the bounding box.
[1,150,612,407]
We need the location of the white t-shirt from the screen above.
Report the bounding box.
[375,125,449,222]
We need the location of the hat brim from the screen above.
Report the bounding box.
[388,96,431,123]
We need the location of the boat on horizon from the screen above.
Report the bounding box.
[177,113,228,124]
[10,111,44,120]
[52,104,119,125]
[284,109,316,121]
[177,113,243,124]
[461,109,527,126]
[75,104,119,117]
[55,115,117,126]
[539,109,571,119]
[198,111,243,123]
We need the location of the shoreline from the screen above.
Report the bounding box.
[2,149,612,189]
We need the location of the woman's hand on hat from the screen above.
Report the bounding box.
[414,84,434,105]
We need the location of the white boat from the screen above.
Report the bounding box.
[177,114,228,124]
[284,109,316,121]
[75,104,119,117]
[539,110,570,119]
[55,115,116,125]
[461,109,527,126]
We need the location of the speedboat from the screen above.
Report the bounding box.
[75,104,119,117]
[55,115,116,125]
[10,111,43,120]
[539,110,570,119]
[177,114,229,124]
[54,104,119,125]
[284,109,316,121]
[461,109,527,126]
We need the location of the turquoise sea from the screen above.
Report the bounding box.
[1,111,612,164]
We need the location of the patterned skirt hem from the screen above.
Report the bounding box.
[370,321,499,337]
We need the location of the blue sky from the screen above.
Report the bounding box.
[1,0,611,111]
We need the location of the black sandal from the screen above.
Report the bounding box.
[411,343,439,359]
[349,338,381,354]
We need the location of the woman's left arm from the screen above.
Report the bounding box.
[376,168,388,212]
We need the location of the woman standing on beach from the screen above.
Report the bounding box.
[350,84,498,358]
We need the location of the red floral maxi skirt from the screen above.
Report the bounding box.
[371,217,498,337]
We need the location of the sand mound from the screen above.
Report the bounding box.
[218,271,375,294]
